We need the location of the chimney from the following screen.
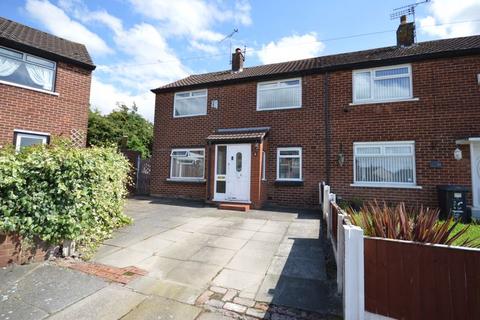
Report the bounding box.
[396,15,415,47]
[232,48,244,73]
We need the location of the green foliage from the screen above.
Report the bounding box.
[88,104,153,158]
[349,201,479,248]
[0,141,132,257]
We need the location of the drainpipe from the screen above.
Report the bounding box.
[323,72,331,185]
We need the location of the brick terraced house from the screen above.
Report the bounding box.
[151,19,480,216]
[0,17,95,150]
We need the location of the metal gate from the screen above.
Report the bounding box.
[136,158,151,195]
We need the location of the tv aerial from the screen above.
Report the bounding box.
[220,28,241,66]
[390,1,431,42]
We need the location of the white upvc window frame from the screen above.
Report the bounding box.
[352,64,413,104]
[173,89,208,118]
[276,147,302,181]
[0,45,57,93]
[14,130,50,152]
[169,148,205,180]
[262,150,266,181]
[257,77,302,111]
[352,141,419,188]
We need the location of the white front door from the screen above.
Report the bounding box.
[471,143,480,216]
[214,144,251,202]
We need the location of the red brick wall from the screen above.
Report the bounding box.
[152,55,480,208]
[0,233,53,267]
[0,62,92,147]
[329,56,480,208]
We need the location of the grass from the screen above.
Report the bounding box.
[449,221,480,247]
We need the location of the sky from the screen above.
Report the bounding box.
[1,0,479,121]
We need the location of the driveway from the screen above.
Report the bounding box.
[0,198,341,319]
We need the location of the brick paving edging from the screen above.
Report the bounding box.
[56,259,147,284]
[196,286,339,320]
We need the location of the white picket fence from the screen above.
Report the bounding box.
[320,182,365,320]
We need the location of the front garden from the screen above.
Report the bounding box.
[0,141,132,261]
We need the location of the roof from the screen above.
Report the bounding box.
[206,127,270,143]
[153,35,480,93]
[0,17,95,70]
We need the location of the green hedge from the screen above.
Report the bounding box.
[0,142,132,255]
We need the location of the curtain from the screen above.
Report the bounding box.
[25,64,53,90]
[0,56,21,76]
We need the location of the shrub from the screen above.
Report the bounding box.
[0,141,132,256]
[349,201,479,247]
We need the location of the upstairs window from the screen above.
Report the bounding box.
[170,148,205,180]
[277,147,302,181]
[353,65,412,103]
[257,78,301,110]
[0,46,56,92]
[354,141,416,187]
[173,89,207,117]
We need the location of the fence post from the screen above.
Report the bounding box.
[343,225,365,320]
[337,213,345,294]
[323,185,330,221]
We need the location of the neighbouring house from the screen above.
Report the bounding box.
[0,17,95,150]
[151,17,480,215]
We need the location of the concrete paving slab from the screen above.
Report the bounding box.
[251,231,285,243]
[134,256,181,279]
[255,274,341,314]
[190,247,236,266]
[212,269,264,292]
[127,277,202,305]
[48,285,145,320]
[11,265,107,314]
[155,229,194,242]
[95,247,153,268]
[258,220,291,234]
[166,261,222,287]
[226,249,273,275]
[122,296,202,320]
[196,311,237,320]
[226,229,256,240]
[206,236,248,251]
[197,226,230,236]
[103,231,153,248]
[126,235,174,253]
[155,242,203,260]
[92,244,122,260]
[267,256,326,280]
[0,297,48,320]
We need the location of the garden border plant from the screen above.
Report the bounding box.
[349,200,480,248]
[0,140,132,259]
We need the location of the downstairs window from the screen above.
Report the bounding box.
[170,148,205,180]
[353,141,416,187]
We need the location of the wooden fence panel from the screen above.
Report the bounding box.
[365,237,480,320]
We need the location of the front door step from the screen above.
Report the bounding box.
[218,203,250,212]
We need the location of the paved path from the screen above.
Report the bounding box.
[0,198,341,319]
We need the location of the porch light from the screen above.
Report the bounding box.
[454,147,462,161]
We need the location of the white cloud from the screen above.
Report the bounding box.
[129,0,252,42]
[25,0,112,55]
[90,77,155,121]
[419,0,480,38]
[256,33,325,64]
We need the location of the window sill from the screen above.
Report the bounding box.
[173,113,207,119]
[349,97,419,106]
[166,178,206,184]
[350,183,422,189]
[275,180,304,186]
[256,106,302,112]
[0,80,59,96]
